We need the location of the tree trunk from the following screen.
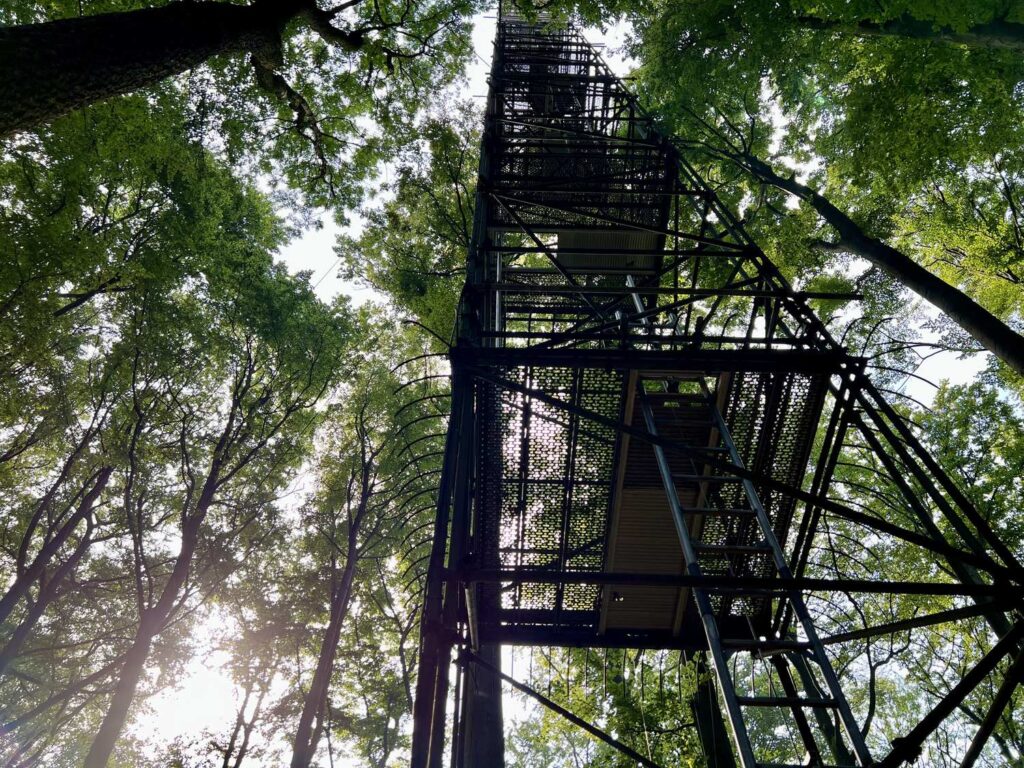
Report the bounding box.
[795,14,1024,52]
[0,466,111,626]
[82,624,157,768]
[222,677,254,768]
[0,0,301,137]
[741,154,1024,375]
[289,551,359,768]
[232,679,269,768]
[2,657,124,732]
[84,469,215,767]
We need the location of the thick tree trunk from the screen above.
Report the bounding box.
[796,14,1024,52]
[0,0,301,137]
[741,154,1024,375]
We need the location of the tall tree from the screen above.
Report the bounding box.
[0,0,479,206]
[81,262,352,768]
[288,315,448,767]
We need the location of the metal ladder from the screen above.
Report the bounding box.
[637,383,873,768]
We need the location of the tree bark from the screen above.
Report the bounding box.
[83,464,217,767]
[0,0,303,138]
[740,153,1024,375]
[795,14,1024,52]
[289,524,361,768]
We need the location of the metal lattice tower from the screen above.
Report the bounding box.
[410,11,1024,768]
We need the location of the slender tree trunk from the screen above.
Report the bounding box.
[289,550,359,768]
[222,677,254,768]
[796,14,1024,52]
[84,468,216,767]
[740,153,1024,375]
[232,679,269,768]
[82,624,156,768]
[0,466,111,626]
[1,657,123,732]
[0,0,302,137]
[291,437,377,768]
[15,428,97,576]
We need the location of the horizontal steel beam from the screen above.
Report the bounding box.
[476,625,709,650]
[449,346,853,374]
[461,569,1015,598]
[481,282,862,300]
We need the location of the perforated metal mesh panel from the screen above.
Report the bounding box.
[476,369,827,638]
[724,371,828,550]
[490,26,671,233]
[476,364,624,631]
[713,371,828,618]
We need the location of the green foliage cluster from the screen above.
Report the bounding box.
[339,101,480,348]
[1,0,482,210]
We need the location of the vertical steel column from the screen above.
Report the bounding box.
[411,368,476,768]
[458,643,505,768]
[410,382,464,768]
[690,652,739,768]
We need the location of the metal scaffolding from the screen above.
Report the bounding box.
[410,10,1024,768]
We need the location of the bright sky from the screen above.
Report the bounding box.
[139,9,987,766]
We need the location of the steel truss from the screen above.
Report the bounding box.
[410,9,1024,768]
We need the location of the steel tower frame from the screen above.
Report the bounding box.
[410,11,1024,768]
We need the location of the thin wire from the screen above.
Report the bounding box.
[312,253,345,290]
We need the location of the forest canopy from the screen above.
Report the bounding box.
[0,0,1022,766]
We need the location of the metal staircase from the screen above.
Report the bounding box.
[638,383,871,766]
